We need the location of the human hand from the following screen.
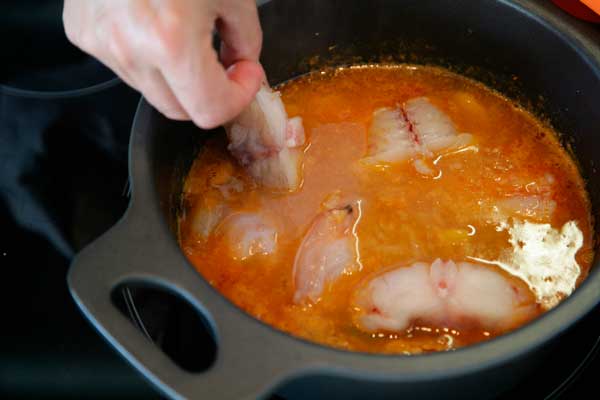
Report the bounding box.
[63,0,264,129]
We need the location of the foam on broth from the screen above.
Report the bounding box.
[179,65,593,354]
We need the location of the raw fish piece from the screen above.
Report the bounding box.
[226,85,305,191]
[364,97,472,164]
[353,259,535,332]
[219,212,278,261]
[293,202,361,304]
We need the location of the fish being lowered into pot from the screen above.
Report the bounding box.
[225,84,305,191]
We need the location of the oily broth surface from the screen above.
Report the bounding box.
[179,65,593,354]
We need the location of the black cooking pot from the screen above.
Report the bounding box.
[68,0,600,399]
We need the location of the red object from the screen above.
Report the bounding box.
[551,0,600,23]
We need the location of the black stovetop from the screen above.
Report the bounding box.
[1,4,599,399]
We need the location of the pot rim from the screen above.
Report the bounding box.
[0,76,122,100]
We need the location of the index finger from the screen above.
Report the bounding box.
[217,0,263,67]
[163,36,264,129]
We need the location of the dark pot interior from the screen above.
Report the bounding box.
[69,1,600,399]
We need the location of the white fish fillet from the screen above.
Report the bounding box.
[364,97,472,164]
[190,202,225,239]
[293,202,360,304]
[218,212,278,261]
[353,259,535,332]
[225,85,305,191]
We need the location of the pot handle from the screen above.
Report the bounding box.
[68,217,296,400]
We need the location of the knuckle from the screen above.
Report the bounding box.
[153,10,185,60]
[155,29,184,62]
[63,20,78,44]
[250,34,263,57]
[163,108,189,121]
[240,32,262,59]
[63,6,100,54]
[108,25,135,70]
[63,18,90,51]
[62,3,79,43]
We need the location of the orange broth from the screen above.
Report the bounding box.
[179,65,593,354]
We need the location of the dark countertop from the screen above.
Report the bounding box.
[0,80,159,398]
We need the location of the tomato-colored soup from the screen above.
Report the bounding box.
[179,65,593,354]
